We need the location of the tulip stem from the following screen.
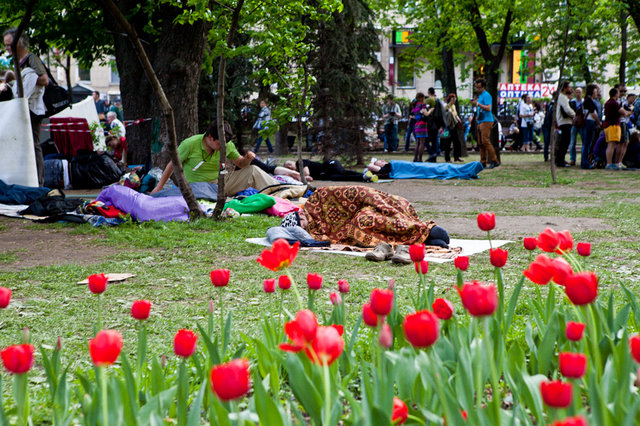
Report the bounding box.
[487,230,493,250]
[277,290,283,327]
[285,269,304,312]
[99,367,108,426]
[13,373,28,426]
[484,318,501,425]
[495,267,504,320]
[474,320,483,409]
[97,294,103,332]
[218,287,225,338]
[322,362,332,425]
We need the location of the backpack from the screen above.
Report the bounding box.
[432,99,446,128]
[571,99,585,128]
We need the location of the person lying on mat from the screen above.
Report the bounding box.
[283,159,376,182]
[150,120,280,196]
[279,185,449,263]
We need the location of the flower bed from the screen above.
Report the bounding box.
[0,214,638,425]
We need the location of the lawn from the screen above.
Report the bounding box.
[1,152,639,422]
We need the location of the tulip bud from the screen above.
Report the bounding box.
[330,292,342,305]
[209,300,215,314]
[161,354,167,368]
[338,279,349,293]
[454,256,469,271]
[22,327,30,344]
[56,337,62,352]
[635,368,640,388]
[523,237,537,251]
[414,260,428,275]
[388,279,395,291]
[307,273,323,290]
[379,323,393,348]
[577,242,591,257]
[278,275,291,290]
[263,278,276,293]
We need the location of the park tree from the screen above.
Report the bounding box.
[308,0,385,163]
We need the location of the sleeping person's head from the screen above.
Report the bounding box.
[281,210,308,230]
[283,160,297,171]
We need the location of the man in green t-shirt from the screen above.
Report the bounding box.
[151,121,279,195]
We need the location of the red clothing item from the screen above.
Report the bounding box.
[603,99,621,128]
[112,138,127,162]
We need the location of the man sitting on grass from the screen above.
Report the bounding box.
[151,121,279,195]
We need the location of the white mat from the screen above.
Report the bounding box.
[245,237,511,263]
[0,203,30,218]
[0,99,39,187]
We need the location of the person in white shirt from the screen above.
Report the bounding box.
[106,111,126,138]
[555,81,576,167]
[519,94,535,151]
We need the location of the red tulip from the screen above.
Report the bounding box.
[89,330,123,367]
[409,243,425,262]
[477,212,495,231]
[88,273,108,294]
[263,278,276,293]
[1,344,34,374]
[278,275,291,290]
[489,248,508,268]
[210,269,230,287]
[457,281,498,317]
[454,256,469,271]
[523,254,554,285]
[551,416,588,426]
[370,288,394,316]
[556,230,574,254]
[564,271,598,305]
[551,257,573,286]
[308,325,344,366]
[565,322,586,341]
[362,303,381,327]
[174,329,198,358]
[537,228,559,253]
[414,260,428,275]
[338,279,349,293]
[307,273,323,290]
[576,242,591,257]
[280,310,318,352]
[330,292,342,305]
[131,300,151,320]
[379,323,393,348]
[432,298,455,320]
[630,335,640,364]
[0,287,11,308]
[391,397,408,424]
[403,310,440,348]
[540,380,572,408]
[523,237,537,251]
[210,358,251,401]
[256,239,300,271]
[559,352,587,378]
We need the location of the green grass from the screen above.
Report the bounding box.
[0,152,639,418]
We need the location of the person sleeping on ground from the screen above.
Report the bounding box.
[283,159,376,182]
[150,120,280,196]
[279,185,449,263]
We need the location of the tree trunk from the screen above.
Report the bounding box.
[623,0,640,33]
[102,0,204,217]
[102,1,207,167]
[620,10,627,85]
[212,0,245,219]
[440,46,457,97]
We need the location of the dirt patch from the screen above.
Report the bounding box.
[0,217,109,271]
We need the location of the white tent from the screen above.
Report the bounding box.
[53,95,105,150]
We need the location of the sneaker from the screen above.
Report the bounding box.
[390,245,412,265]
[371,175,379,183]
[363,170,374,181]
[365,243,394,262]
[605,164,620,170]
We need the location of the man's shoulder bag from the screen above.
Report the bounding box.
[42,64,71,117]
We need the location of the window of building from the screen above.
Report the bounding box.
[78,65,91,81]
[396,53,415,88]
[110,64,120,84]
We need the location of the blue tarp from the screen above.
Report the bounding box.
[389,160,484,180]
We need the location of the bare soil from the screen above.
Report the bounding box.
[0,180,614,270]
